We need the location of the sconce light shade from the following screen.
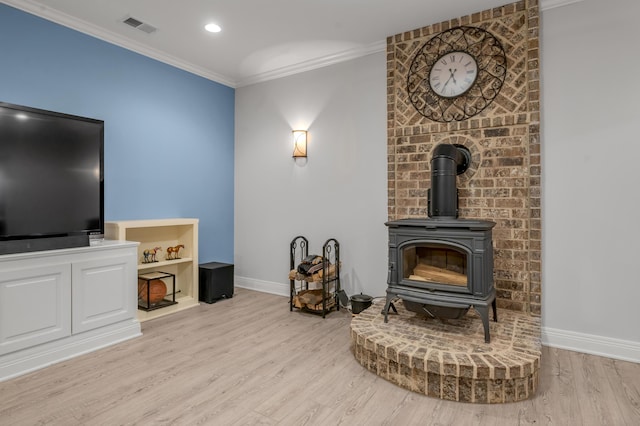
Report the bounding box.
[292,130,307,158]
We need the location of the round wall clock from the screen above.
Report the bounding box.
[407,26,507,122]
[428,51,478,98]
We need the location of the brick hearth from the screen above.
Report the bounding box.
[351,299,541,403]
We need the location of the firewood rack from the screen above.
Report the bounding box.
[289,236,341,318]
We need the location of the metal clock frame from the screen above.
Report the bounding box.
[407,26,507,122]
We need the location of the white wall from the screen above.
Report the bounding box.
[235,0,640,362]
[235,53,389,299]
[541,0,640,361]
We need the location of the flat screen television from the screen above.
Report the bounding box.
[0,101,104,255]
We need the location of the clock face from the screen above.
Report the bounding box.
[428,51,478,98]
[407,26,507,122]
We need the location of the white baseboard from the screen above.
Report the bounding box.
[235,276,640,364]
[235,276,289,297]
[542,327,640,363]
[0,319,142,382]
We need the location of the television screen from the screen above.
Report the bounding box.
[0,102,104,247]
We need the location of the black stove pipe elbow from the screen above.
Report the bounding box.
[428,144,471,218]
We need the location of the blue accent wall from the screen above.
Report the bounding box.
[0,4,234,263]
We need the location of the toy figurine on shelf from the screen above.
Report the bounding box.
[142,246,162,263]
[166,244,184,260]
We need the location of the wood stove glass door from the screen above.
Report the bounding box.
[401,242,470,293]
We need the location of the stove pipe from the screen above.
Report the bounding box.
[428,144,471,219]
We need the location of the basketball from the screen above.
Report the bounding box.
[138,278,167,304]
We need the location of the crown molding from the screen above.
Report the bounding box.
[540,0,585,11]
[2,0,584,88]
[1,0,236,87]
[236,40,387,87]
[238,0,585,86]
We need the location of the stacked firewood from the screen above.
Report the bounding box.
[290,254,340,311]
[288,263,338,283]
[291,289,336,311]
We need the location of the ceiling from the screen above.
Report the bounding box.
[5,0,544,88]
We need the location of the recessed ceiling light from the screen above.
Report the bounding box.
[205,23,221,33]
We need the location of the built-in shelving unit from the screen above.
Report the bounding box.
[105,218,199,322]
[0,240,141,381]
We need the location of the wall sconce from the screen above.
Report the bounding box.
[292,130,307,158]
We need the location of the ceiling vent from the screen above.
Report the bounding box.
[122,16,157,34]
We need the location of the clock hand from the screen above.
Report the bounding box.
[441,76,452,93]
[441,69,457,91]
[439,69,458,95]
[449,68,458,85]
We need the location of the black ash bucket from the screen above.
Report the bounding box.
[351,293,373,314]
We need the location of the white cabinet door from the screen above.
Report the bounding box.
[71,253,137,334]
[0,264,71,356]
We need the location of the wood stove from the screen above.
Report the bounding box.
[383,144,497,342]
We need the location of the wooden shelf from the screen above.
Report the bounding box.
[105,218,199,322]
[138,257,193,271]
[135,295,199,322]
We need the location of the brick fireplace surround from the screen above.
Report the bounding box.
[351,0,542,403]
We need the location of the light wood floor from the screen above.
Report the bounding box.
[1,288,638,425]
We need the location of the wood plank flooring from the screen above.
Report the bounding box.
[1,288,638,425]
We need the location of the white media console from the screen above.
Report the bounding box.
[0,240,141,381]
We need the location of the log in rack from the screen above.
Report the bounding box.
[289,236,341,318]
